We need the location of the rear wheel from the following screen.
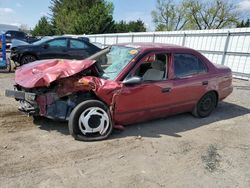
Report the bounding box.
[20,55,36,65]
[69,100,113,141]
[192,92,217,118]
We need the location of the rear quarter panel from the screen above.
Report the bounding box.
[212,65,233,100]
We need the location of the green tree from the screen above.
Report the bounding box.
[183,0,239,30]
[152,0,239,31]
[237,19,250,28]
[152,0,188,31]
[32,16,54,36]
[113,21,128,33]
[49,0,114,34]
[113,20,146,33]
[127,20,146,32]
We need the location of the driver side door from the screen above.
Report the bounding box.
[113,52,174,125]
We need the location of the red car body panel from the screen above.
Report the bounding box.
[11,43,233,125]
[15,59,96,88]
[36,76,122,116]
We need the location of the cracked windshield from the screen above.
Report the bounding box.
[102,46,139,80]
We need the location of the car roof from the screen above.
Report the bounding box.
[45,36,89,40]
[116,42,192,51]
[6,30,25,33]
[43,36,90,43]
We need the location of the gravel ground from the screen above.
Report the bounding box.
[0,73,249,188]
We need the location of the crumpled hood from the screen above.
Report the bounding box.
[15,59,96,88]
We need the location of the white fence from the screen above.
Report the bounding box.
[86,28,250,80]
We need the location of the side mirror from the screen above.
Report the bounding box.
[122,76,142,85]
[42,43,49,49]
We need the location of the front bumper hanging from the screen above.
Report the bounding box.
[5,89,38,114]
[5,90,36,101]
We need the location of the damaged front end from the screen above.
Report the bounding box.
[5,85,75,119]
[5,75,96,120]
[5,45,142,141]
[5,51,122,121]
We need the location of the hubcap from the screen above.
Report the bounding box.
[78,107,109,135]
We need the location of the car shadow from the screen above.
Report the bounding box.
[34,101,250,139]
[34,118,69,135]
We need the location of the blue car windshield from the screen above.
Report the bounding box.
[102,46,139,80]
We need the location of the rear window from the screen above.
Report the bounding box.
[70,39,88,49]
[47,39,67,48]
[174,54,207,77]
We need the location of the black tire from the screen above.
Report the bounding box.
[33,115,47,122]
[69,100,113,141]
[192,92,217,118]
[20,55,37,65]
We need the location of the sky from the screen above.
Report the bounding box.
[0,0,250,31]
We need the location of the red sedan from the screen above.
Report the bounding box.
[6,43,233,141]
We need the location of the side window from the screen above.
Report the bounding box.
[15,32,25,38]
[174,54,207,78]
[133,53,168,81]
[197,59,207,73]
[47,39,67,48]
[70,39,87,49]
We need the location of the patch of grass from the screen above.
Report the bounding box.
[201,144,221,172]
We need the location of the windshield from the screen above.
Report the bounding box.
[102,46,139,80]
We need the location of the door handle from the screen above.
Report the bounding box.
[161,87,172,93]
[202,81,208,85]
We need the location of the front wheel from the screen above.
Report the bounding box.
[192,92,217,118]
[20,55,37,65]
[69,100,113,141]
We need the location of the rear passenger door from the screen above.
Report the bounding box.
[170,53,209,114]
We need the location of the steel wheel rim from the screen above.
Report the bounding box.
[199,94,214,113]
[201,97,212,111]
[78,107,109,135]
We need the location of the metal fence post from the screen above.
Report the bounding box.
[104,35,106,46]
[221,31,230,65]
[182,33,186,46]
[131,33,134,43]
[95,36,97,43]
[0,33,6,67]
[152,33,156,43]
[116,35,118,44]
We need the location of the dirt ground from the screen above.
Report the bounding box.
[0,73,249,188]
